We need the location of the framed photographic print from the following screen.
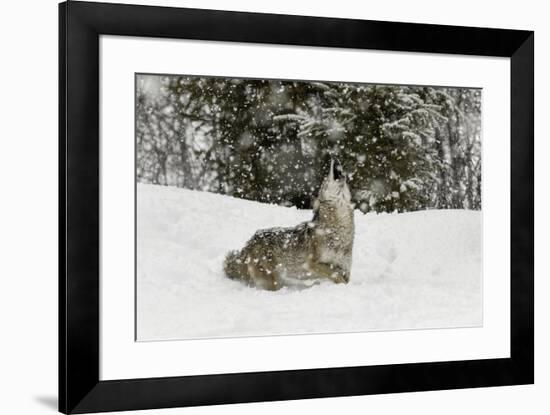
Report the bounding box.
[59,1,534,413]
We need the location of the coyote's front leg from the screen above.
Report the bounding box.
[305,257,349,284]
[247,259,281,291]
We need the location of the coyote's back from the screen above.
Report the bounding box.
[224,159,354,290]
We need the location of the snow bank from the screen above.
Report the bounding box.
[137,184,482,341]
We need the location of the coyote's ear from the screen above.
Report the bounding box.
[313,198,320,211]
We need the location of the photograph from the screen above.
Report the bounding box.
[135,73,483,341]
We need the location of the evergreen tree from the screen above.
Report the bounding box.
[136,74,482,213]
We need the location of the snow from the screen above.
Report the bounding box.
[137,183,482,341]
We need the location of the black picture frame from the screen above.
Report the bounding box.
[59,1,534,413]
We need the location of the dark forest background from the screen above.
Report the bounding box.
[136,74,482,213]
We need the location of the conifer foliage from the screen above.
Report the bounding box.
[136,74,481,213]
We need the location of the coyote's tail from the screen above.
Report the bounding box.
[223,250,249,282]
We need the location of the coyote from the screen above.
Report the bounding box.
[224,159,355,290]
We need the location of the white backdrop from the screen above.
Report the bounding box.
[0,0,546,414]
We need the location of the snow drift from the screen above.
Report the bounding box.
[136,184,482,341]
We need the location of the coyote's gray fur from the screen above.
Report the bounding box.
[224,159,354,290]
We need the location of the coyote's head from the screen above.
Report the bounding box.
[317,159,352,207]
